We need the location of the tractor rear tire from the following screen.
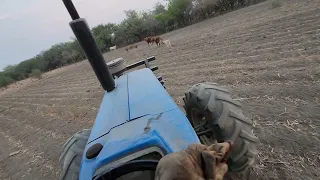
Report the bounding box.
[59,129,91,180]
[183,83,258,175]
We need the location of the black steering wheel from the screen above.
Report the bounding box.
[96,160,159,180]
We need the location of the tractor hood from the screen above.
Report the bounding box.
[87,68,178,143]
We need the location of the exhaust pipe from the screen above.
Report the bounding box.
[62,0,115,92]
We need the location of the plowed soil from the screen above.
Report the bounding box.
[0,0,319,179]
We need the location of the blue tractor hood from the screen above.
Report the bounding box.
[80,68,200,179]
[87,68,180,143]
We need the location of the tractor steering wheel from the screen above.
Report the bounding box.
[96,160,159,180]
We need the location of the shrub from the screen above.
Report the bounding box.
[30,69,42,79]
[0,75,13,88]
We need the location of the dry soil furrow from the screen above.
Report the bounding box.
[164,68,318,89]
[159,32,319,64]
[166,0,320,41]
[158,51,319,75]
[0,100,98,110]
[167,81,320,105]
[232,84,320,102]
[218,10,320,39]
[245,98,320,135]
[2,105,95,129]
[158,49,317,73]
[4,96,101,103]
[0,96,102,110]
[164,8,320,48]
[177,19,319,52]
[157,38,320,69]
[162,34,319,64]
[159,56,320,82]
[161,16,320,53]
[0,108,91,137]
[24,80,99,93]
[6,89,102,98]
[172,92,320,126]
[0,114,65,140]
[23,82,101,95]
[42,73,95,84]
[0,130,58,180]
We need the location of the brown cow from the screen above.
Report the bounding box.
[144,37,152,45]
[145,36,163,46]
[150,37,156,45]
[155,36,163,46]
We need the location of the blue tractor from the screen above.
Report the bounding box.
[59,1,258,179]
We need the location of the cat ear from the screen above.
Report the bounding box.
[201,151,217,179]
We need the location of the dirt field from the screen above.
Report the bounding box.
[0,0,319,179]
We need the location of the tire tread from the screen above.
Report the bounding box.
[183,83,258,173]
[59,129,91,180]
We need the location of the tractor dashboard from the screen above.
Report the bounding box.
[93,146,162,180]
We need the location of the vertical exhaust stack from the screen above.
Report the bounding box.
[62,0,115,92]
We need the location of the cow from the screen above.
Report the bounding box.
[144,37,152,46]
[155,36,163,46]
[145,36,164,46]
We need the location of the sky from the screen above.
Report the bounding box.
[0,0,162,70]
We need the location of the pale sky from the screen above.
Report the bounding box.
[0,0,162,70]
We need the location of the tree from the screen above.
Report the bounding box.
[14,60,34,79]
[114,24,128,45]
[69,38,86,60]
[121,10,147,40]
[167,0,193,27]
[153,3,166,14]
[31,55,48,71]
[92,23,117,52]
[141,11,159,36]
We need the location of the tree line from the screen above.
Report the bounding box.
[0,0,265,88]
